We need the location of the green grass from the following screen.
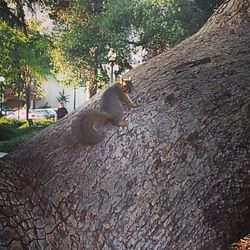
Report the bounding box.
[0,117,54,153]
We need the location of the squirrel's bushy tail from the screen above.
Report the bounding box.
[71,109,110,145]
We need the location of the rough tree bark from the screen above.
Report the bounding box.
[0,0,249,249]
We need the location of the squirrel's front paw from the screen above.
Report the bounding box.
[117,120,128,126]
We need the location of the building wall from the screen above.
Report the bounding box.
[36,77,87,112]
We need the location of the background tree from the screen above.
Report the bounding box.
[1,0,224,99]
[0,20,53,120]
[0,0,28,32]
[48,0,226,98]
[50,0,118,98]
[194,0,225,18]
[0,0,249,249]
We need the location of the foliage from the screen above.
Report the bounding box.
[0,125,15,140]
[22,20,53,80]
[0,117,53,152]
[51,0,136,95]
[194,0,225,18]
[57,89,69,103]
[0,20,53,99]
[0,0,27,32]
[0,116,25,127]
[50,0,224,96]
[0,21,23,81]
[131,1,186,49]
[0,0,225,98]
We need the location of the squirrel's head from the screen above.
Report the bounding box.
[119,77,133,93]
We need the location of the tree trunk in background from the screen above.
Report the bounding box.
[23,66,32,123]
[0,0,249,249]
[86,81,97,100]
[85,66,98,100]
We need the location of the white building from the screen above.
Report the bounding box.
[36,77,87,112]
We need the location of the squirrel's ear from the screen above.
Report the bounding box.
[119,78,126,86]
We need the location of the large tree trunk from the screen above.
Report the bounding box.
[1,0,249,249]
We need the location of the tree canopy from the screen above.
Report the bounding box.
[0,19,53,105]
[0,0,225,98]
[48,0,225,96]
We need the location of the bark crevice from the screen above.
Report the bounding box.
[0,0,249,249]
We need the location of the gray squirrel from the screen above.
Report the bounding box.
[71,78,137,144]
